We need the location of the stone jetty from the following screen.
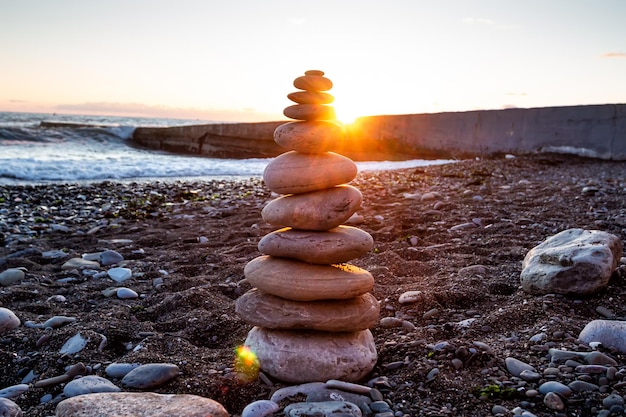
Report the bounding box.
[236,70,379,383]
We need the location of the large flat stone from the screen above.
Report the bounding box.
[235,288,380,332]
[274,121,344,154]
[244,255,374,301]
[261,186,362,231]
[244,327,377,383]
[55,392,228,417]
[263,151,357,194]
[258,226,373,264]
[520,228,622,295]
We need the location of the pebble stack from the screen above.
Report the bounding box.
[236,70,379,383]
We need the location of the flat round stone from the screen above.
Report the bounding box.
[244,255,374,301]
[287,91,334,105]
[263,151,357,194]
[236,288,380,331]
[284,104,336,121]
[258,226,373,264]
[304,70,325,76]
[274,121,344,153]
[262,185,362,231]
[244,327,377,383]
[293,74,333,91]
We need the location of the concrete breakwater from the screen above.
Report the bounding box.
[131,103,626,161]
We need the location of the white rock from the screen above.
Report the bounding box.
[520,228,622,295]
[62,258,100,270]
[107,267,132,282]
[59,333,89,355]
[505,357,536,377]
[63,376,121,397]
[0,268,25,286]
[0,308,20,334]
[579,320,626,353]
[242,400,279,417]
[116,287,138,299]
[100,250,124,266]
[398,290,423,304]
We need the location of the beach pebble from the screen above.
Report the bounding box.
[55,392,228,417]
[100,250,124,266]
[283,104,336,121]
[0,268,25,286]
[538,381,572,397]
[505,357,536,377]
[0,384,29,399]
[0,308,20,334]
[62,258,100,270]
[578,320,626,353]
[59,333,89,355]
[107,267,132,282]
[242,400,279,417]
[121,363,180,389]
[520,228,622,295]
[293,73,333,91]
[284,401,361,417]
[305,388,371,407]
[543,391,565,411]
[273,120,341,154]
[398,290,423,304]
[63,375,121,397]
[43,315,76,329]
[105,362,142,378]
[116,287,138,299]
[270,382,326,403]
[42,249,67,259]
[0,397,22,416]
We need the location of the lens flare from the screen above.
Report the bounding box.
[234,345,260,382]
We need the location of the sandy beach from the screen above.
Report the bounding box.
[1,153,626,416]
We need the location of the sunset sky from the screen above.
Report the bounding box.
[1,0,625,123]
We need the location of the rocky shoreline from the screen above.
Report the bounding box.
[1,153,626,417]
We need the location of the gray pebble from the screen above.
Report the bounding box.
[107,267,132,282]
[242,400,279,417]
[0,384,29,399]
[63,375,121,397]
[270,382,326,403]
[603,393,625,408]
[491,404,508,415]
[0,268,25,286]
[0,397,22,417]
[543,391,565,411]
[538,381,572,397]
[59,333,89,355]
[121,363,180,389]
[284,401,361,417]
[116,287,138,299]
[105,362,142,378]
[505,357,536,377]
[100,250,124,266]
[568,380,599,392]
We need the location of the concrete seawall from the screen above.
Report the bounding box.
[131,103,626,161]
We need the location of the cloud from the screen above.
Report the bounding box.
[54,102,283,123]
[600,52,626,58]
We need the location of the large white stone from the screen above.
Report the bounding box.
[578,320,626,353]
[0,307,20,334]
[55,392,228,417]
[235,288,379,332]
[520,228,622,295]
[244,327,377,383]
[261,186,362,231]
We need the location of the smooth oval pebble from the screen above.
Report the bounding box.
[543,391,565,411]
[121,363,180,389]
[59,333,89,355]
[283,104,336,121]
[263,151,357,195]
[505,357,536,377]
[0,308,20,334]
[284,401,360,417]
[62,258,100,270]
[398,290,424,304]
[287,90,334,105]
[0,397,22,416]
[261,186,363,231]
[100,250,124,266]
[258,226,373,264]
[293,74,333,91]
[538,381,572,397]
[0,268,25,286]
[274,121,344,154]
[270,382,326,403]
[107,267,132,282]
[42,315,76,329]
[0,384,29,399]
[63,376,121,397]
[116,287,138,299]
[242,400,279,417]
[244,255,374,301]
[578,319,626,353]
[105,362,142,378]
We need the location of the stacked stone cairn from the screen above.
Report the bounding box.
[235,70,379,383]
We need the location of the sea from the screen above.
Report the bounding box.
[0,111,453,185]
